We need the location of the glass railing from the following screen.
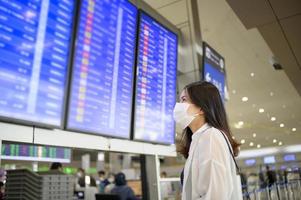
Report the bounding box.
[243,179,301,200]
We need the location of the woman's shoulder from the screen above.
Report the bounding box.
[198,126,229,150]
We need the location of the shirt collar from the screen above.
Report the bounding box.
[191,123,210,141]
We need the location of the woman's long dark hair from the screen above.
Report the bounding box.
[177,81,240,158]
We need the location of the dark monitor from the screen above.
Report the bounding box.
[95,194,120,200]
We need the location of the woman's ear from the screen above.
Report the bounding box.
[199,108,205,115]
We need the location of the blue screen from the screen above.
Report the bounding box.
[67,0,137,138]
[264,156,276,164]
[204,62,225,100]
[283,154,296,162]
[245,159,256,166]
[134,12,178,144]
[0,0,75,126]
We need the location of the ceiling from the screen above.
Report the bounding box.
[143,0,301,150]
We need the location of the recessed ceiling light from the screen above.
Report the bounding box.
[250,73,255,77]
[280,123,284,128]
[249,142,254,147]
[270,92,274,96]
[271,117,276,121]
[242,97,248,102]
[253,133,257,138]
[259,108,264,113]
[257,144,261,148]
[238,121,244,126]
[232,90,236,94]
[273,139,277,143]
[279,141,283,146]
[240,139,245,144]
[232,136,236,139]
[292,128,297,132]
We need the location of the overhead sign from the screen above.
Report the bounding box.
[202,42,227,100]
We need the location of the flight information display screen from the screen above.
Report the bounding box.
[134,12,178,144]
[1,143,71,163]
[0,0,75,127]
[67,0,137,138]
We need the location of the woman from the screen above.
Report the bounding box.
[173,81,242,200]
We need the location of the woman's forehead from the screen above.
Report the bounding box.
[180,90,185,96]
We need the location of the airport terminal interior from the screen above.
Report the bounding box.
[0,0,300,199]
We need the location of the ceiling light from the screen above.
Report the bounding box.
[278,141,283,146]
[271,117,276,121]
[238,121,244,126]
[273,139,277,143]
[240,139,245,144]
[253,133,257,138]
[242,97,248,102]
[280,123,284,128]
[250,73,255,77]
[270,92,274,96]
[249,142,254,147]
[257,144,261,148]
[232,136,236,139]
[232,90,236,94]
[259,108,264,113]
[292,128,296,132]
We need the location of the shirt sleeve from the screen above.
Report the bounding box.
[193,129,233,200]
[195,159,232,200]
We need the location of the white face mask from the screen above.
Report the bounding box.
[173,103,199,129]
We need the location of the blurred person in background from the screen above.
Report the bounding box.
[104,173,116,194]
[266,166,277,187]
[111,172,137,200]
[97,170,109,193]
[160,171,172,200]
[49,162,64,174]
[247,173,258,193]
[76,168,86,188]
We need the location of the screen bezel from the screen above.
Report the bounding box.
[132,10,178,145]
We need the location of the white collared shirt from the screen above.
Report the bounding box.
[182,124,243,200]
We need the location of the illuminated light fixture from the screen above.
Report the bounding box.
[280,123,284,128]
[273,139,277,143]
[250,73,255,77]
[292,128,296,132]
[249,142,254,147]
[234,121,244,129]
[253,133,256,138]
[241,139,245,144]
[259,108,264,113]
[271,117,276,121]
[270,92,274,96]
[279,141,283,146]
[242,97,248,102]
[257,144,261,148]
